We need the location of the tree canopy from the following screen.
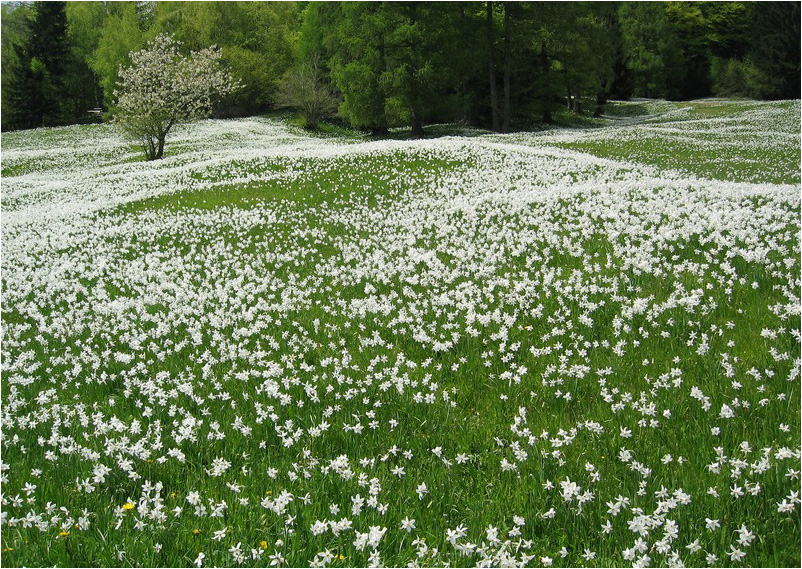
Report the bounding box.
[113,34,239,160]
[1,1,799,134]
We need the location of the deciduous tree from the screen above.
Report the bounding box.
[277,57,339,130]
[113,34,238,160]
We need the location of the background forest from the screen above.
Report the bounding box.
[1,1,800,134]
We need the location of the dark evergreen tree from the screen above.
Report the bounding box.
[7,1,70,129]
[665,2,712,99]
[381,2,459,136]
[486,1,500,131]
[619,2,685,99]
[320,2,468,136]
[750,1,801,99]
[1,2,33,131]
[329,2,391,134]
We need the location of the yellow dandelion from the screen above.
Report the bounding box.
[265,490,273,496]
[260,541,268,550]
[3,547,14,552]
[193,529,201,535]
[59,531,70,537]
[122,503,136,511]
[337,554,346,560]
[170,492,177,499]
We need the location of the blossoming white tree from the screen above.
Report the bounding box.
[113,34,239,160]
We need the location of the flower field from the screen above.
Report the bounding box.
[1,100,800,567]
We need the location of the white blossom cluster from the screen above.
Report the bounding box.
[113,34,240,160]
[1,100,799,567]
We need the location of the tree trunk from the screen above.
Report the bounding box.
[502,2,511,133]
[411,108,424,137]
[459,4,472,125]
[573,87,582,114]
[539,42,552,123]
[567,86,573,111]
[487,1,499,132]
[145,137,156,160]
[156,136,165,159]
[594,86,607,117]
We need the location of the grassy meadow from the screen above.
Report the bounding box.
[1,99,800,568]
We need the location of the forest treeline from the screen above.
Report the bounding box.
[1,1,799,133]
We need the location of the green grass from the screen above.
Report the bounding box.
[1,99,800,568]
[550,100,801,184]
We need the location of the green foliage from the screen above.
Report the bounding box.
[317,3,495,133]
[710,57,767,99]
[90,2,146,107]
[152,2,297,115]
[748,1,801,99]
[664,2,712,99]
[4,1,70,129]
[703,1,751,58]
[63,2,107,120]
[379,2,454,135]
[619,2,685,99]
[277,58,339,130]
[334,57,391,132]
[328,2,392,133]
[618,1,799,102]
[1,2,33,131]
[1,1,799,133]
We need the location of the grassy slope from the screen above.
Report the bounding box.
[1,100,800,568]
